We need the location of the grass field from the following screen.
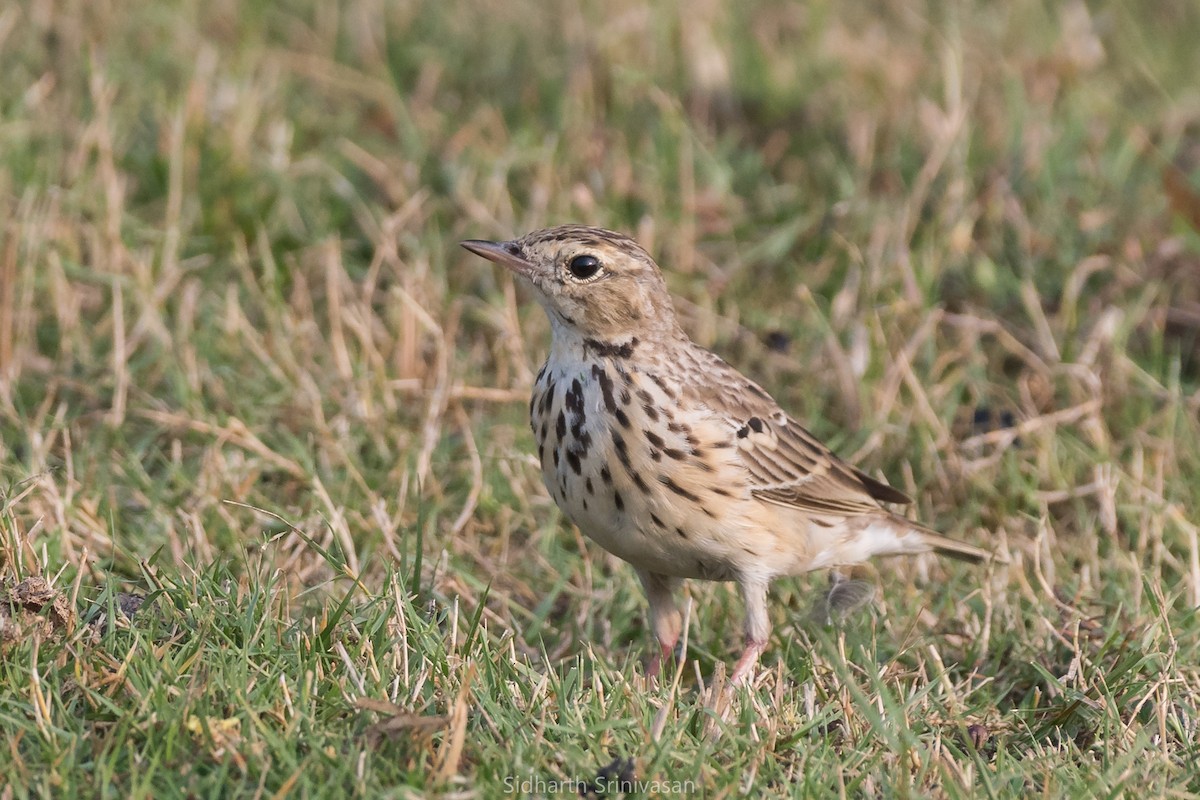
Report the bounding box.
[3,0,1200,796]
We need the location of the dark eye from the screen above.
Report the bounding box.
[567,254,601,280]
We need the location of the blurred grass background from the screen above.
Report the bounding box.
[2,0,1200,796]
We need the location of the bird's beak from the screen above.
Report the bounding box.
[460,239,535,279]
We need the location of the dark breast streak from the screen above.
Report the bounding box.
[530,352,745,580]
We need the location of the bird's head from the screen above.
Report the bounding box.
[462,225,681,345]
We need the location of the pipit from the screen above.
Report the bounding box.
[462,226,989,683]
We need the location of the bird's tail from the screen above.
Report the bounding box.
[882,514,992,563]
[819,516,993,566]
[907,525,993,563]
[916,530,991,563]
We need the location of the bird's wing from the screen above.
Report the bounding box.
[687,352,911,517]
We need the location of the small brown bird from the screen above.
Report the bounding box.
[462,226,988,683]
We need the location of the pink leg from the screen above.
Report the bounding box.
[636,570,682,678]
[729,579,770,685]
[647,639,677,679]
[729,640,766,684]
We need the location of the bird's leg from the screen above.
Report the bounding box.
[730,579,770,684]
[636,570,683,678]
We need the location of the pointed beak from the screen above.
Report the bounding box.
[460,239,535,279]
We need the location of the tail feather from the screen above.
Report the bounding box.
[915,529,992,563]
[883,513,993,563]
[812,515,993,567]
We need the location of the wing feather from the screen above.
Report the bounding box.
[687,351,911,517]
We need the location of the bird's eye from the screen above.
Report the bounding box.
[567,254,602,281]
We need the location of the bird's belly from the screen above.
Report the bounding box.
[530,371,775,579]
[537,425,693,574]
[557,451,823,581]
[572,496,748,580]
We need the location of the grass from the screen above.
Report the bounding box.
[2,0,1200,796]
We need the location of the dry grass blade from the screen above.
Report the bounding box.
[432,662,476,785]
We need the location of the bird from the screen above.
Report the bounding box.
[461,225,989,684]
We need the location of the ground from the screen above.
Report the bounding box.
[2,0,1200,797]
